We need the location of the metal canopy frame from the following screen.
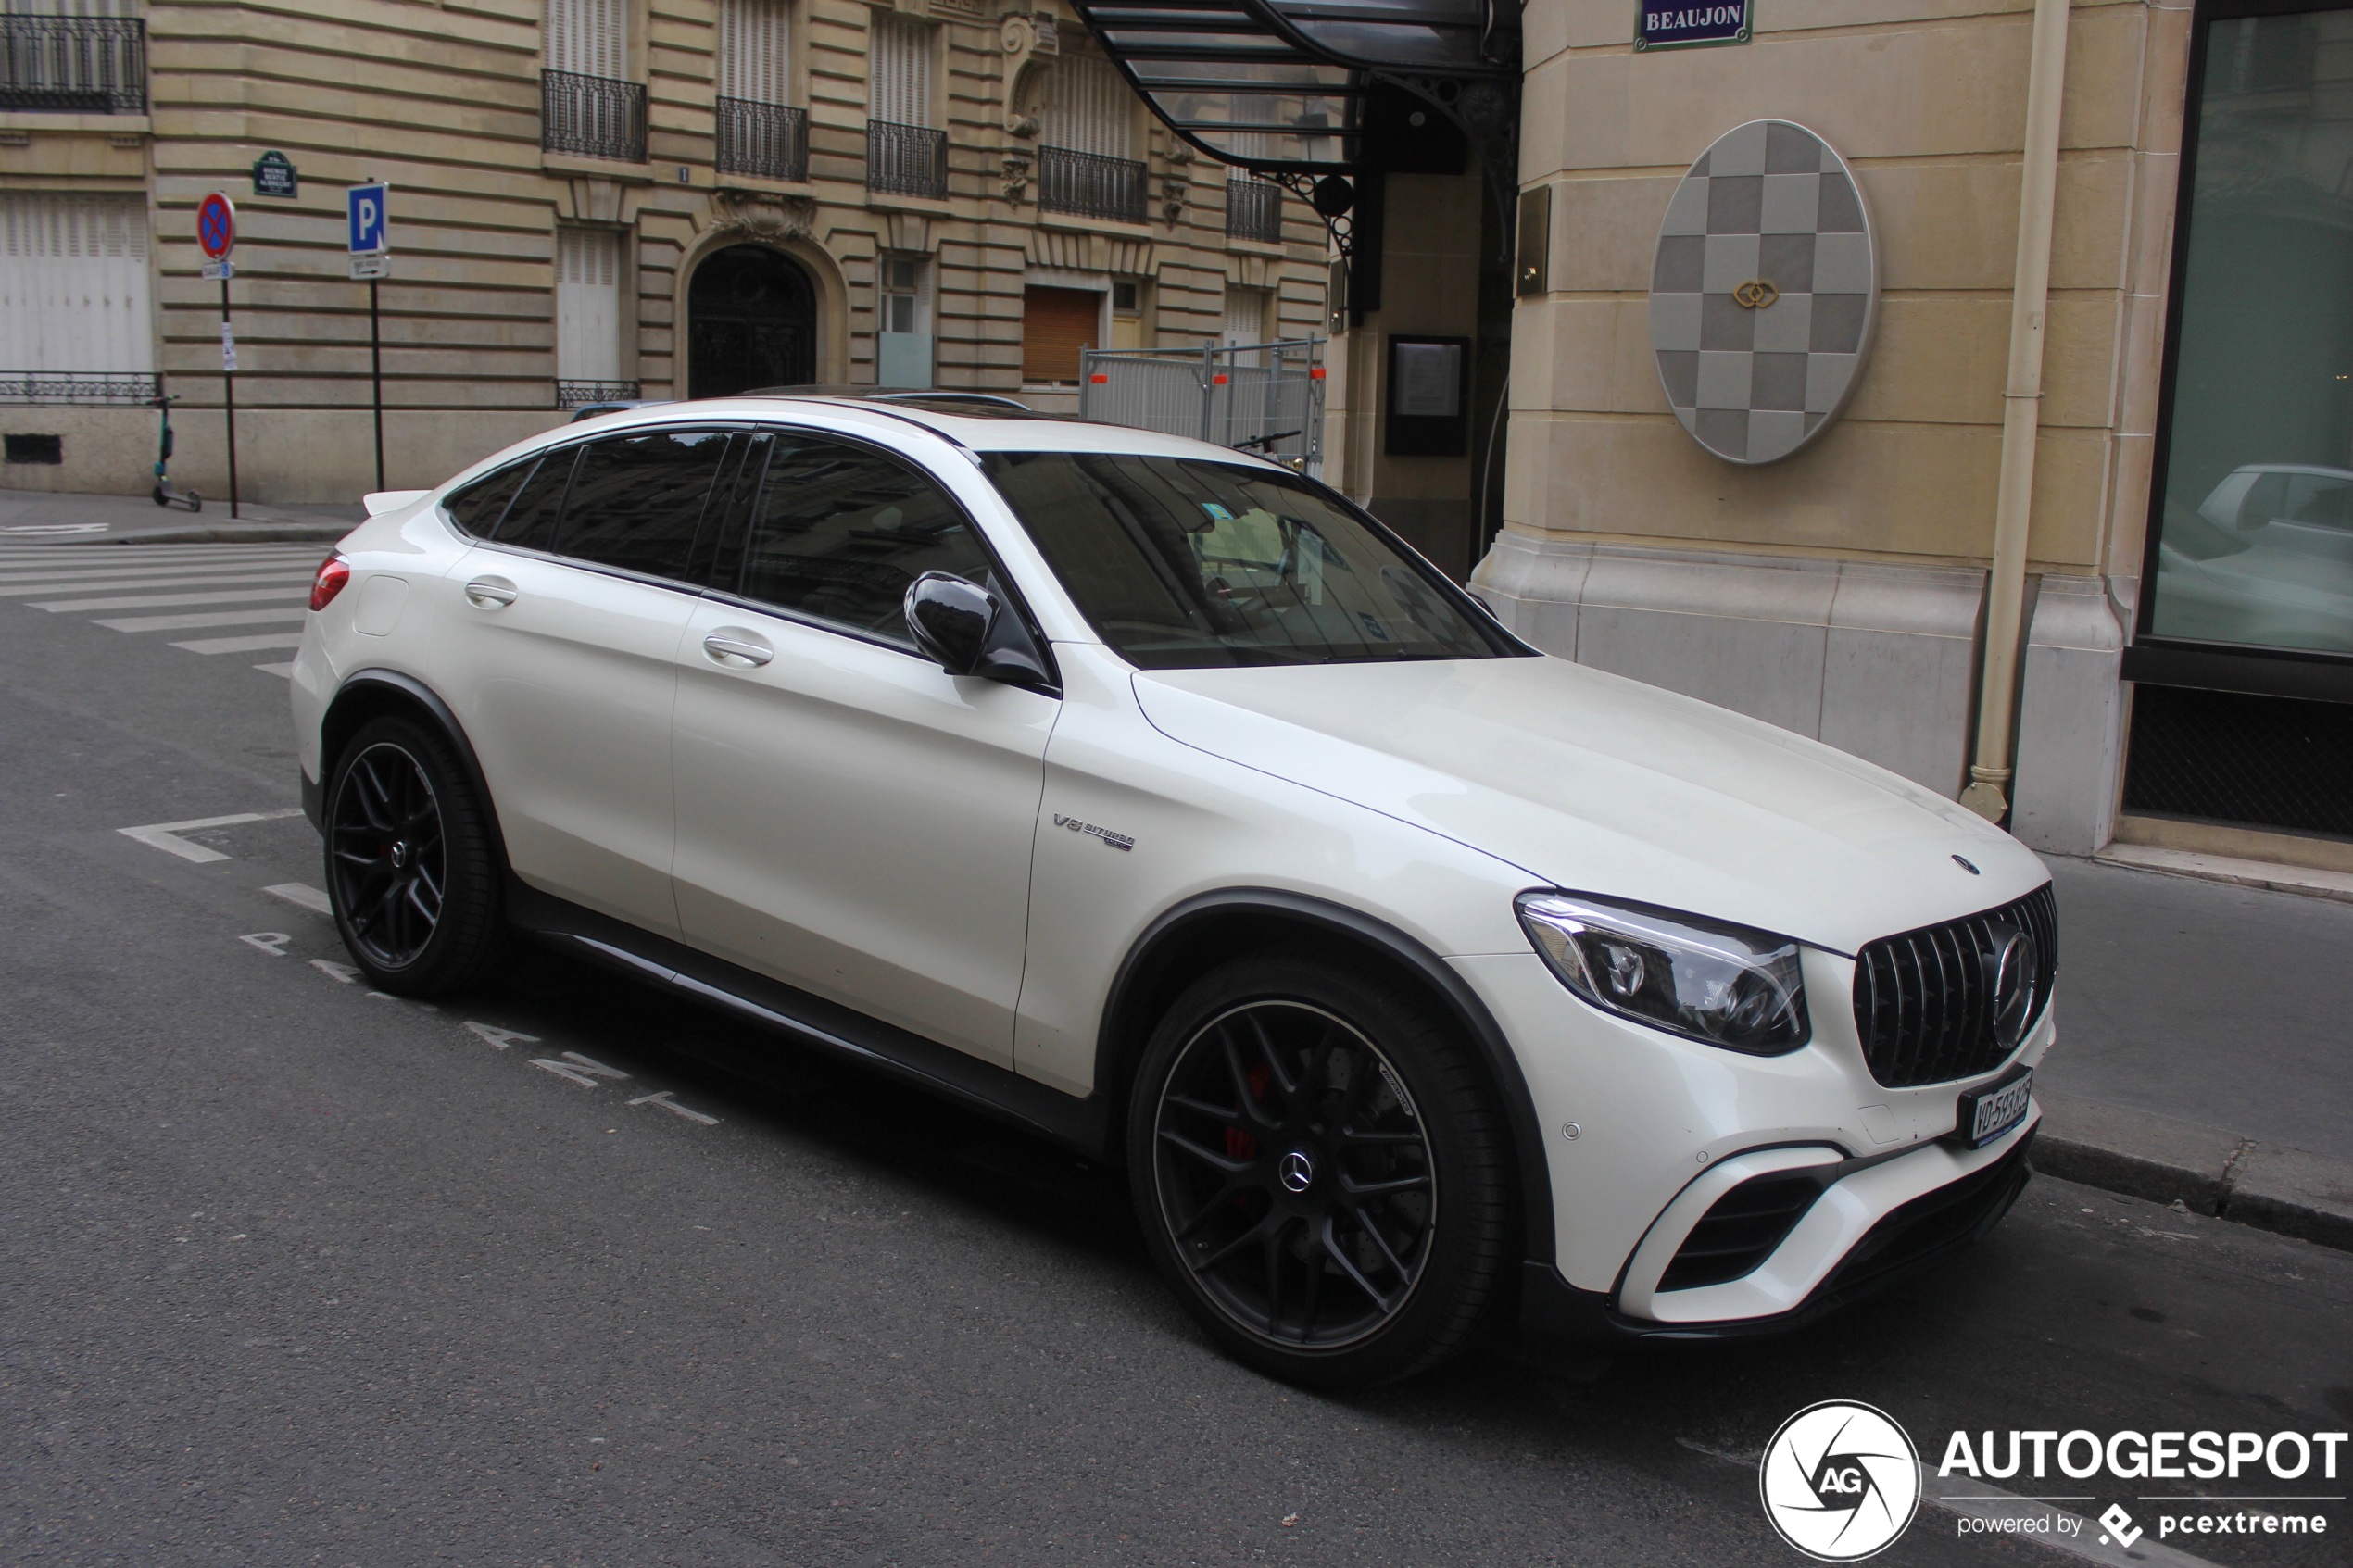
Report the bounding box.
[1069,0,1515,179]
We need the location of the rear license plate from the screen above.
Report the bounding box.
[1956,1067,2033,1148]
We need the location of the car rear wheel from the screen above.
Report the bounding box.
[1127,955,1514,1388]
[325,716,503,997]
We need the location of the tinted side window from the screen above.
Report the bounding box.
[495,445,578,552]
[557,430,733,581]
[444,458,535,536]
[736,435,993,644]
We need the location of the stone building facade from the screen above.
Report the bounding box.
[0,0,1327,502]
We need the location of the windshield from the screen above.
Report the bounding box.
[980,451,1514,669]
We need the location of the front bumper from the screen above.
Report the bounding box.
[1517,1122,2038,1349]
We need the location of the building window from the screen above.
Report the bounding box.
[1039,55,1145,222]
[555,226,634,406]
[1226,175,1280,243]
[0,191,156,401]
[717,0,805,182]
[876,255,932,388]
[1022,284,1101,384]
[543,0,644,162]
[867,12,944,197]
[0,0,145,116]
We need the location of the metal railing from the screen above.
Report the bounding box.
[542,69,647,163]
[716,96,808,182]
[1080,339,1325,472]
[0,16,145,113]
[1039,146,1148,223]
[1226,175,1282,243]
[557,379,642,410]
[0,370,161,406]
[866,120,946,198]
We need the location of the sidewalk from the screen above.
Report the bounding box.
[2030,854,2353,1248]
[0,486,359,544]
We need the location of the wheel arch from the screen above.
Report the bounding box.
[317,670,509,872]
[1096,889,1556,1266]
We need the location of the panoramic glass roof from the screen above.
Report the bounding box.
[1070,0,1506,173]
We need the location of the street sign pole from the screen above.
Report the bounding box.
[370,279,385,493]
[198,192,241,519]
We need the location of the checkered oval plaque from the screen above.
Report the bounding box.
[1649,119,1877,466]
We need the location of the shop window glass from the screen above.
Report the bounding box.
[2147,8,2353,655]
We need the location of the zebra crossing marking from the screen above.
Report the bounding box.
[1,543,330,679]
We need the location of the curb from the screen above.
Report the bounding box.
[2033,1090,2353,1252]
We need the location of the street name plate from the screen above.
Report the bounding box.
[1636,1,1749,50]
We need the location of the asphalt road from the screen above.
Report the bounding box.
[4,544,2348,1568]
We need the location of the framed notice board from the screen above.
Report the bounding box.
[1385,335,1469,457]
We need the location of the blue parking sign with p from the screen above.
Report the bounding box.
[347,182,388,254]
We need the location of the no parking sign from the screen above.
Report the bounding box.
[196,192,236,260]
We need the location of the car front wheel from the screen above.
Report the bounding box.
[1127,955,1515,1388]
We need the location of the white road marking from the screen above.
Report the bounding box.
[94,608,308,633]
[464,1022,539,1051]
[310,959,361,984]
[172,633,305,654]
[119,808,306,862]
[0,546,321,564]
[36,587,311,613]
[254,662,295,679]
[263,883,331,915]
[531,1051,630,1087]
[239,932,293,955]
[0,570,317,596]
[2,522,107,534]
[627,1089,720,1125]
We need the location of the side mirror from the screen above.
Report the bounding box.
[903,571,1057,693]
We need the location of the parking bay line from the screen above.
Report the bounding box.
[253,662,296,679]
[171,633,305,655]
[34,587,312,613]
[94,608,308,633]
[120,809,307,863]
[264,883,331,914]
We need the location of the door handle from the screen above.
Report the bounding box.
[702,631,774,668]
[464,577,517,608]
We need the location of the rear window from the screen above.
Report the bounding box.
[979,451,1513,669]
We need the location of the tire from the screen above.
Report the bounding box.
[1126,955,1515,1388]
[323,715,504,997]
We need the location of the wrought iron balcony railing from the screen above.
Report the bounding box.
[0,370,161,406]
[716,96,809,182]
[866,120,947,199]
[542,69,647,164]
[1039,145,1148,223]
[1226,175,1281,243]
[0,16,145,114]
[557,379,643,410]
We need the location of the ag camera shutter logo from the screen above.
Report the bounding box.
[1759,1401,1921,1560]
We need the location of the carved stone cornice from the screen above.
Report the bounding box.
[702,188,817,243]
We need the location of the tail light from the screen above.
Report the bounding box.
[309,556,351,611]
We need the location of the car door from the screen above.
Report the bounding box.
[434,427,736,935]
[670,429,1060,1068]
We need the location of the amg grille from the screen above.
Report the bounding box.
[1851,884,2057,1087]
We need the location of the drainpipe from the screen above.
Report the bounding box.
[1961,0,2073,824]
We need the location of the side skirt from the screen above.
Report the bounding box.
[503,880,1111,1158]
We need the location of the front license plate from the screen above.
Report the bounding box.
[1955,1067,2033,1148]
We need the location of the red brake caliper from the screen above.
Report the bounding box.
[1225,1063,1273,1161]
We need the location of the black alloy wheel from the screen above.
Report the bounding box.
[1154,1001,1437,1349]
[323,716,504,997]
[330,741,447,969]
[1130,957,1513,1388]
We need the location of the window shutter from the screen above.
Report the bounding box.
[720,0,789,104]
[0,191,153,374]
[1044,54,1130,158]
[546,0,625,80]
[1222,286,1266,348]
[556,226,624,383]
[871,13,932,129]
[1022,286,1101,383]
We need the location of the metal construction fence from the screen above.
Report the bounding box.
[1078,340,1325,471]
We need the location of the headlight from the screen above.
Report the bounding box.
[1515,891,1809,1055]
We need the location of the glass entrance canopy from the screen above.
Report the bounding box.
[1068,0,1509,173]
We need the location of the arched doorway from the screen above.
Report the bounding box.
[687,244,816,396]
